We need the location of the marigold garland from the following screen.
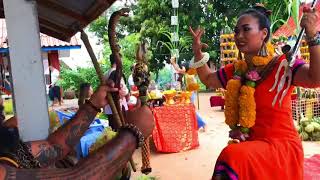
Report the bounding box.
[224,44,275,143]
[187,68,197,75]
[234,60,248,73]
[239,85,256,128]
[225,79,242,126]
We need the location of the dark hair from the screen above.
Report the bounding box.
[240,5,272,42]
[78,83,91,106]
[0,125,20,156]
[109,54,116,65]
[281,45,291,54]
[0,103,20,156]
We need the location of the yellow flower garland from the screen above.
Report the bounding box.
[234,60,248,73]
[239,85,256,128]
[225,79,242,126]
[225,44,274,139]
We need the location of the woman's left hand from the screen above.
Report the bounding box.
[170,56,176,64]
[301,6,319,38]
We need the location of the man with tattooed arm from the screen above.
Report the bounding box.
[0,83,154,179]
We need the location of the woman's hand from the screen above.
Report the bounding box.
[89,82,118,108]
[301,6,319,38]
[170,56,176,64]
[189,26,208,60]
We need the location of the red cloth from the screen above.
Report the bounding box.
[214,55,304,179]
[304,154,320,180]
[152,104,199,153]
[48,50,60,71]
[210,96,225,107]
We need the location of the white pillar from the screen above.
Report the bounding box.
[3,0,49,141]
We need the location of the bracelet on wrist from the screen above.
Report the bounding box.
[119,124,145,149]
[190,52,210,69]
[307,32,320,47]
[85,99,101,113]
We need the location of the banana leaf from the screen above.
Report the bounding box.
[291,0,300,34]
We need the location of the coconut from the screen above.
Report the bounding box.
[305,124,315,133]
[300,131,309,141]
[311,122,320,131]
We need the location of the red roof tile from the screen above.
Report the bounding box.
[0,19,80,49]
[273,2,320,38]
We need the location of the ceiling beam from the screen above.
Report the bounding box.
[85,0,116,23]
[36,0,89,25]
[39,26,70,42]
[38,18,74,37]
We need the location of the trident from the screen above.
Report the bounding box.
[270,0,318,107]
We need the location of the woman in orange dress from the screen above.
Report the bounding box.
[190,4,320,180]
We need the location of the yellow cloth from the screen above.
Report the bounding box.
[185,74,199,91]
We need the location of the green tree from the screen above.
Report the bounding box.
[99,33,140,80]
[59,64,109,93]
[89,0,294,80]
[262,0,299,34]
[124,0,257,73]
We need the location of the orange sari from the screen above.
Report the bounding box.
[213,55,305,180]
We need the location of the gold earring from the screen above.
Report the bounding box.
[258,42,268,57]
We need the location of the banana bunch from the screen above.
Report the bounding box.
[89,127,117,154]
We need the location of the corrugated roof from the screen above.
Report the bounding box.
[40,34,80,48]
[0,0,117,41]
[0,19,80,49]
[273,2,320,38]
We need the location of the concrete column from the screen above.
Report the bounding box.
[3,0,49,141]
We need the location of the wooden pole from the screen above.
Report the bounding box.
[80,30,136,172]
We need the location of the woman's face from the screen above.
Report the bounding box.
[234,14,268,55]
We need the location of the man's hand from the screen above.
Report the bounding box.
[301,6,319,38]
[89,83,118,108]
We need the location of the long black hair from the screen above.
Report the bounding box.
[0,124,20,156]
[240,5,272,42]
[0,102,19,156]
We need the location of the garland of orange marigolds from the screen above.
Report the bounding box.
[225,42,274,143]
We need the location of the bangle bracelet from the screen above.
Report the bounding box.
[85,99,101,113]
[307,32,320,47]
[190,52,210,69]
[119,124,145,148]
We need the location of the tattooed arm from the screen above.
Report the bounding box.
[26,86,117,167]
[26,103,98,167]
[0,102,154,179]
[1,131,137,180]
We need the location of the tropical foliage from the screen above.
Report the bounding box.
[66,0,299,90]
